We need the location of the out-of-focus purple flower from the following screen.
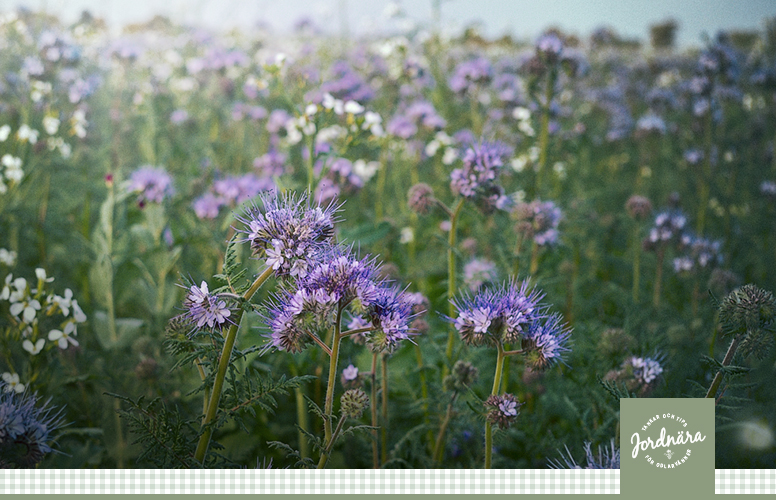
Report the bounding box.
[644,209,687,250]
[253,149,288,178]
[449,57,493,94]
[673,236,722,274]
[319,61,375,103]
[635,112,667,138]
[536,33,563,63]
[127,166,174,204]
[170,109,189,124]
[450,140,513,213]
[761,180,776,200]
[513,200,562,246]
[193,193,223,220]
[314,157,364,204]
[267,109,292,134]
[213,173,274,206]
[463,258,498,291]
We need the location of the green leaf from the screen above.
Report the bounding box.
[92,311,145,350]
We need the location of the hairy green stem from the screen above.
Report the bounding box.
[705,334,741,400]
[371,352,379,469]
[194,265,274,464]
[432,392,458,465]
[318,304,346,468]
[632,225,642,302]
[381,352,388,466]
[653,247,665,308]
[485,343,507,469]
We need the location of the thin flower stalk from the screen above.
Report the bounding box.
[485,342,507,469]
[194,265,274,464]
[445,198,465,365]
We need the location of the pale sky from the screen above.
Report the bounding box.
[6,0,776,46]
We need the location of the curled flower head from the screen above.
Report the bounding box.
[443,360,479,392]
[340,389,369,419]
[625,195,653,220]
[513,199,562,246]
[521,314,572,371]
[407,183,436,215]
[0,383,65,468]
[449,279,546,347]
[450,140,513,214]
[236,191,340,279]
[606,354,664,396]
[484,393,522,430]
[718,284,776,358]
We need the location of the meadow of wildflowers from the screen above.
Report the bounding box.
[1,8,775,469]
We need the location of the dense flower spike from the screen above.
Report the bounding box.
[236,191,340,278]
[483,393,522,430]
[340,389,369,419]
[449,279,547,347]
[0,383,66,468]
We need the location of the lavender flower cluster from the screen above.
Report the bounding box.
[449,140,513,213]
[513,199,562,246]
[449,280,571,370]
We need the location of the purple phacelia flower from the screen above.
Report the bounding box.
[182,281,232,331]
[450,140,513,213]
[449,57,493,94]
[644,209,687,250]
[0,382,66,468]
[761,180,776,200]
[484,393,522,430]
[463,258,498,291]
[235,191,339,279]
[521,313,572,371]
[513,200,562,246]
[449,279,548,347]
[127,166,174,204]
[192,193,224,220]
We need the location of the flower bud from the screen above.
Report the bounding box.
[443,360,479,392]
[340,389,369,419]
[484,393,522,430]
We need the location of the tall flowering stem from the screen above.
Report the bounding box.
[485,342,507,469]
[318,303,346,469]
[381,352,389,465]
[445,199,465,365]
[371,352,379,468]
[704,334,741,400]
[194,265,274,464]
[536,70,554,196]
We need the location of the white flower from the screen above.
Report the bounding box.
[71,299,87,322]
[400,227,414,244]
[0,124,11,141]
[305,103,318,116]
[10,297,41,323]
[48,324,79,349]
[353,159,380,182]
[344,100,364,114]
[512,107,531,121]
[0,248,16,266]
[23,338,45,355]
[1,372,25,393]
[17,124,39,144]
[35,268,55,283]
[43,116,60,135]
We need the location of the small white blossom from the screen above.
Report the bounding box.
[17,124,39,144]
[23,338,45,355]
[0,124,11,141]
[0,248,16,266]
[43,116,60,135]
[1,372,25,393]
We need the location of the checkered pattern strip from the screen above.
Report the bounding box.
[0,469,772,494]
[715,469,776,494]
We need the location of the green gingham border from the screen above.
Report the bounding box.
[0,469,772,494]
